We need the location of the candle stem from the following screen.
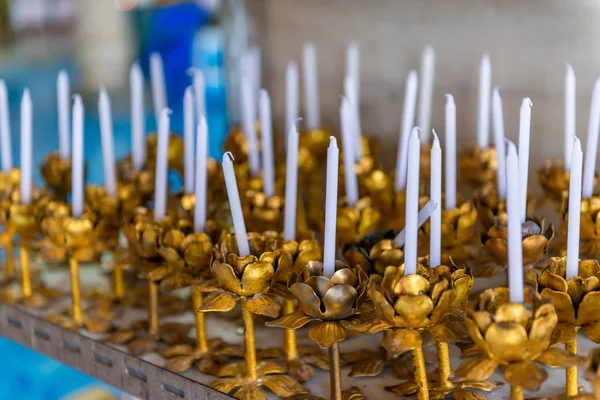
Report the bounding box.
[565,337,578,397]
[19,245,31,299]
[510,385,523,400]
[192,285,208,352]
[5,240,14,279]
[148,280,159,336]
[113,265,124,301]
[436,341,452,390]
[328,341,342,400]
[283,299,298,360]
[241,297,258,381]
[412,345,430,400]
[69,258,82,326]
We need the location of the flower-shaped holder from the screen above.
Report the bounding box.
[198,232,308,399]
[458,145,497,188]
[336,197,381,247]
[0,169,20,283]
[267,260,367,400]
[561,195,600,259]
[243,191,285,233]
[538,160,571,204]
[342,230,403,275]
[535,257,600,396]
[40,152,73,200]
[455,287,580,400]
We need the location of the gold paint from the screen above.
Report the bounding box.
[458,145,497,187]
[192,285,208,352]
[241,297,258,382]
[566,339,578,397]
[510,385,523,400]
[148,280,159,336]
[5,241,14,278]
[19,246,30,298]
[113,265,124,300]
[283,298,298,361]
[436,341,452,390]
[69,258,82,326]
[40,152,72,199]
[412,346,429,400]
[329,342,342,400]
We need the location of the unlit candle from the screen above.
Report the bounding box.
[20,89,32,205]
[153,108,170,221]
[430,132,442,266]
[582,77,600,198]
[194,117,208,233]
[404,128,421,275]
[323,137,339,277]
[477,54,491,149]
[283,123,300,241]
[395,70,418,192]
[222,152,250,256]
[418,46,435,143]
[150,53,167,129]
[341,96,359,206]
[302,43,320,131]
[57,70,70,160]
[566,137,583,279]
[259,89,275,198]
[0,80,12,172]
[71,95,84,219]
[183,86,195,194]
[506,142,524,303]
[445,94,456,210]
[565,64,576,170]
[492,87,507,199]
[130,62,146,170]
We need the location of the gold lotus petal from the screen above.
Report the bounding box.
[331,268,358,286]
[453,275,474,309]
[395,273,430,296]
[381,328,422,357]
[537,347,582,368]
[494,303,533,329]
[197,291,238,313]
[470,310,493,332]
[342,313,393,334]
[583,320,600,343]
[552,322,577,345]
[484,238,508,265]
[585,276,600,293]
[239,261,274,296]
[394,295,434,327]
[427,319,468,343]
[430,289,455,325]
[147,266,170,282]
[539,268,568,293]
[528,303,558,358]
[322,284,358,320]
[464,316,492,358]
[160,273,193,292]
[212,261,243,294]
[128,338,157,356]
[430,279,449,305]
[451,356,499,382]
[261,374,308,397]
[266,310,315,330]
[523,235,548,265]
[308,321,347,348]
[368,279,396,325]
[578,291,600,326]
[503,361,548,391]
[161,344,194,358]
[290,282,324,319]
[348,358,385,377]
[166,355,197,373]
[245,294,281,319]
[579,259,600,278]
[540,288,575,324]
[452,389,488,400]
[385,381,419,397]
[232,384,266,400]
[305,275,335,298]
[484,322,529,363]
[567,276,586,306]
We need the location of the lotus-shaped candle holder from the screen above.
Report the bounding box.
[342,230,403,275]
[242,191,285,233]
[538,159,572,203]
[40,152,73,200]
[561,195,600,259]
[458,145,497,188]
[336,197,381,246]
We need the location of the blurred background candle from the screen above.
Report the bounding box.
[341,96,358,206]
[259,89,275,198]
[323,136,339,277]
[395,70,418,192]
[222,152,250,257]
[0,80,12,172]
[418,46,435,143]
[404,128,421,275]
[430,131,441,266]
[20,89,32,205]
[506,142,524,303]
[154,108,170,222]
[566,137,583,279]
[71,95,84,219]
[477,53,491,149]
[241,77,260,176]
[130,61,145,171]
[183,86,195,194]
[582,77,600,199]
[445,94,456,210]
[194,117,208,233]
[302,42,320,131]
[492,87,507,199]
[285,61,298,137]
[565,64,575,170]
[150,52,167,129]
[192,68,206,120]
[57,70,70,160]
[283,123,299,241]
[99,88,117,198]
[518,98,532,222]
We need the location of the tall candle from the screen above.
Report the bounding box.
[72,95,84,219]
[566,137,583,279]
[445,94,456,210]
[565,64,576,170]
[154,108,170,222]
[323,137,339,277]
[259,89,275,198]
[302,43,320,131]
[20,89,32,205]
[194,117,208,233]
[250,47,262,103]
[285,61,299,137]
[341,97,359,206]
[582,77,600,199]
[394,199,437,247]
[240,77,260,176]
[222,152,250,256]
[492,87,507,199]
[99,89,117,198]
[344,75,362,161]
[57,70,70,160]
[283,123,299,241]
[192,68,206,119]
[130,61,146,170]
[404,128,421,275]
[183,86,195,194]
[518,98,532,223]
[506,142,524,303]
[346,42,360,110]
[395,70,418,192]
[150,53,167,128]
[0,80,12,172]
[430,132,442,267]
[477,53,491,149]
[418,46,435,143]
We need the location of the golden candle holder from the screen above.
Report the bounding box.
[454,287,579,400]
[0,168,20,283]
[40,152,73,200]
[342,230,404,275]
[336,197,381,247]
[535,257,600,397]
[458,145,497,188]
[561,195,600,259]
[538,160,571,204]
[243,191,285,233]
[582,348,600,398]
[198,232,308,399]
[267,260,367,400]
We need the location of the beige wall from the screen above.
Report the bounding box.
[249,0,600,171]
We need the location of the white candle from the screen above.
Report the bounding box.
[418,46,435,144]
[506,142,524,303]
[346,42,360,110]
[259,89,275,198]
[99,88,117,198]
[344,75,362,161]
[565,64,576,170]
[582,77,600,199]
[57,70,70,160]
[477,53,491,149]
[130,61,146,170]
[302,43,320,131]
[150,53,167,129]
[445,94,456,210]
[72,95,84,219]
[492,87,507,199]
[240,77,260,177]
[285,61,299,137]
[430,132,442,266]
[323,137,339,277]
[566,137,583,279]
[283,123,299,241]
[194,117,208,233]
[250,47,262,103]
[0,80,12,172]
[222,152,250,256]
[154,108,170,222]
[192,68,206,119]
[404,128,421,275]
[340,97,359,206]
[183,86,195,194]
[20,89,32,205]
[394,199,437,247]
[518,98,532,223]
[395,70,418,192]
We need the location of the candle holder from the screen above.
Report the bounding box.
[538,159,571,204]
[266,260,367,400]
[457,145,497,188]
[242,191,285,233]
[535,257,600,397]
[342,230,403,275]
[562,195,600,259]
[40,152,72,200]
[454,287,578,400]
[198,233,308,399]
[336,197,381,247]
[583,348,600,397]
[0,168,20,283]
[361,169,393,214]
